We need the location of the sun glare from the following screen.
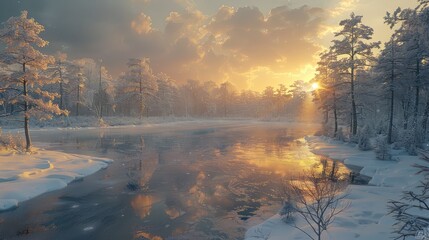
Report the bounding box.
[311,82,319,91]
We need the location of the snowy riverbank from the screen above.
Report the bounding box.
[245,136,428,240]
[0,149,113,211]
[0,116,316,131]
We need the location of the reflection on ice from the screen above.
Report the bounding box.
[4,122,347,240]
[131,195,154,219]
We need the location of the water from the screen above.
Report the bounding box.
[0,121,347,240]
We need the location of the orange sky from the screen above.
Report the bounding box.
[0,0,417,91]
[125,0,417,90]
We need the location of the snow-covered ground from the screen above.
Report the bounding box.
[0,149,112,211]
[246,136,428,240]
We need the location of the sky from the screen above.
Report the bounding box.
[0,0,417,91]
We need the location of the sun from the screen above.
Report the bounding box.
[311,82,320,91]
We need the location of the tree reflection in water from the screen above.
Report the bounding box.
[1,123,348,240]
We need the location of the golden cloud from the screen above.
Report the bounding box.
[131,13,153,34]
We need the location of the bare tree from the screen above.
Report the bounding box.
[283,168,349,240]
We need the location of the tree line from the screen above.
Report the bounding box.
[0,11,315,151]
[314,0,429,154]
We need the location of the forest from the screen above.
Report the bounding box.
[0,1,429,240]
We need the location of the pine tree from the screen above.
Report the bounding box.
[156,73,177,117]
[0,11,66,151]
[121,58,157,119]
[374,37,403,144]
[332,13,380,135]
[314,49,345,137]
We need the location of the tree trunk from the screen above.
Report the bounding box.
[23,63,31,151]
[99,64,103,119]
[422,95,429,141]
[414,86,420,125]
[76,84,80,116]
[139,71,143,120]
[388,41,395,144]
[323,110,329,125]
[59,64,63,110]
[388,87,394,144]
[413,58,420,128]
[403,96,411,130]
[333,91,338,137]
[318,224,322,240]
[351,67,357,135]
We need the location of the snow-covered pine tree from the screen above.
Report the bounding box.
[120,58,157,119]
[53,52,67,110]
[155,73,177,117]
[218,82,236,117]
[65,60,87,116]
[0,11,66,151]
[385,4,429,146]
[374,36,403,144]
[358,125,372,151]
[375,135,391,160]
[332,13,380,136]
[313,49,346,137]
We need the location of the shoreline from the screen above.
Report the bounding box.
[0,116,320,132]
[245,135,428,240]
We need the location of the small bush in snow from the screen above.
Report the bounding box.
[0,130,26,152]
[375,135,391,160]
[374,120,387,135]
[280,200,297,223]
[400,129,420,156]
[358,125,372,151]
[98,118,109,128]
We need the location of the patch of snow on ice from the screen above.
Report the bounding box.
[0,149,113,211]
[83,226,94,231]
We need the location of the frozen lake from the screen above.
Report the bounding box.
[0,121,346,240]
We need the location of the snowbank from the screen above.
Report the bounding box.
[246,136,428,240]
[0,149,112,211]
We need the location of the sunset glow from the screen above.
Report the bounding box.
[1,1,429,239]
[0,0,415,90]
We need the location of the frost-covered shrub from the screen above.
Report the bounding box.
[375,135,391,160]
[358,125,372,151]
[374,120,388,135]
[0,129,26,151]
[280,200,297,223]
[400,129,421,156]
[98,118,109,127]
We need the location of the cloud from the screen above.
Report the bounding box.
[131,13,153,34]
[0,1,328,90]
[137,5,327,89]
[164,8,206,42]
[330,0,359,17]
